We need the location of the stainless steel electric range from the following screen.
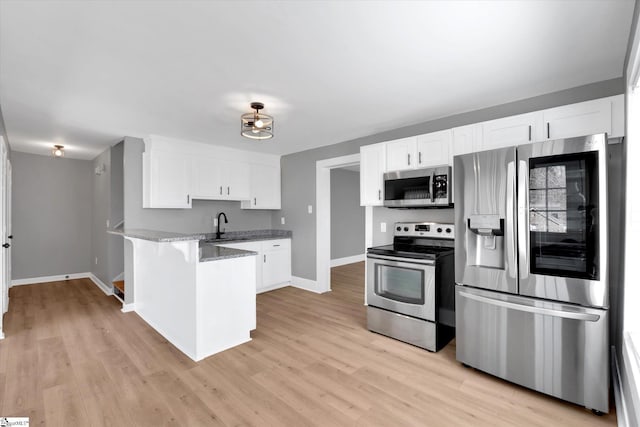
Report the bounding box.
[366,222,455,352]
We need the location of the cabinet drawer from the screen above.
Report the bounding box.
[262,239,290,251]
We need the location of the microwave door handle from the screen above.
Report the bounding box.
[506,161,517,278]
[431,171,436,202]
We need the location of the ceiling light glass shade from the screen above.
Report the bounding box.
[241,102,273,140]
[52,144,64,157]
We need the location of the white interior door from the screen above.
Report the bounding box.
[0,139,6,322]
[4,160,11,314]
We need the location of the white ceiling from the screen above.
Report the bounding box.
[0,0,635,160]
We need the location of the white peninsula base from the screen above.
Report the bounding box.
[125,237,256,361]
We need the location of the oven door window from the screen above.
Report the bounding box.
[375,264,425,304]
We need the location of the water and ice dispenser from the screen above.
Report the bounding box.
[466,214,505,269]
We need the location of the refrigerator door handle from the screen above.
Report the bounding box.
[518,159,529,279]
[458,290,601,322]
[506,161,517,278]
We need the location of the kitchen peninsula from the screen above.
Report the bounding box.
[109,228,292,361]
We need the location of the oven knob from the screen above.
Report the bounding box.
[396,226,401,232]
[437,227,442,233]
[446,228,452,233]
[403,227,409,232]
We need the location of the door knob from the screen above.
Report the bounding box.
[2,243,10,248]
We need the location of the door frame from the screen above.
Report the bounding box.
[315,153,367,293]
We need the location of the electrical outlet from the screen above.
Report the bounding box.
[95,257,98,265]
[308,205,313,214]
[380,222,387,233]
[213,217,218,227]
[281,217,285,225]
[106,219,110,228]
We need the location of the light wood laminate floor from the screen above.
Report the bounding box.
[0,262,616,426]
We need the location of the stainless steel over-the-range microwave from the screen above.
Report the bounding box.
[383,165,453,208]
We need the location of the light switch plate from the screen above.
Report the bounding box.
[308,205,313,214]
[281,217,285,225]
[380,222,387,232]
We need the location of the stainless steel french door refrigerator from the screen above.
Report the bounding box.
[454,134,609,413]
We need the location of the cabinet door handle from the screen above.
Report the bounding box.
[378,189,381,200]
[263,254,266,263]
[219,186,223,195]
[528,125,531,141]
[407,153,411,166]
[273,244,280,247]
[418,152,422,164]
[254,197,257,205]
[187,194,190,204]
[546,122,550,139]
[227,186,230,195]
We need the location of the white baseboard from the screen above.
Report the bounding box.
[257,282,290,294]
[87,273,113,296]
[11,272,113,296]
[291,276,326,294]
[121,303,136,313]
[12,272,91,286]
[330,254,365,267]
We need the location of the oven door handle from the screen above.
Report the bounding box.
[367,254,435,266]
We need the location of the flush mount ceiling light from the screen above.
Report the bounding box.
[241,102,273,140]
[52,144,64,158]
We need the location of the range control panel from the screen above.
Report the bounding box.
[393,222,455,239]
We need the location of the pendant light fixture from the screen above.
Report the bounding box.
[52,145,65,158]
[241,102,273,140]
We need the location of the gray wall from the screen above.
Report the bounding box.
[273,78,625,280]
[11,151,92,279]
[330,169,364,259]
[123,136,274,234]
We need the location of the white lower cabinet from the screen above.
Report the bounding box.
[221,239,291,293]
[262,240,292,290]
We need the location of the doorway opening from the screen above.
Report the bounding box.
[316,153,372,293]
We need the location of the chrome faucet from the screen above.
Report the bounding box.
[215,212,228,239]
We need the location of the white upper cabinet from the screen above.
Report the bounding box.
[541,95,621,141]
[219,160,250,200]
[241,163,281,210]
[360,143,386,206]
[416,130,451,168]
[192,158,250,201]
[143,135,280,209]
[479,112,541,151]
[192,156,223,199]
[385,136,417,171]
[452,125,478,159]
[143,148,192,208]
